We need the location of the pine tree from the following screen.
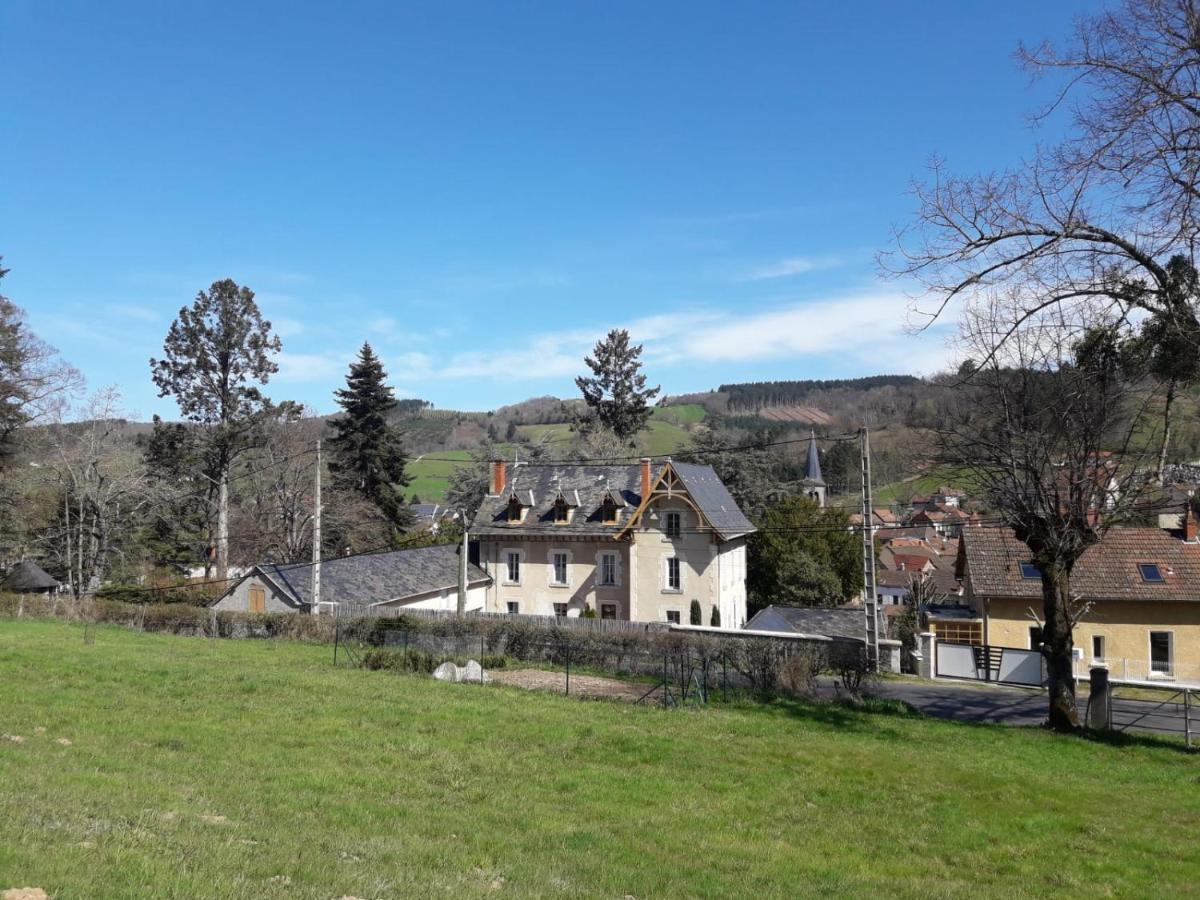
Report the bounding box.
[575,329,660,441]
[710,605,721,627]
[689,599,702,625]
[328,343,412,531]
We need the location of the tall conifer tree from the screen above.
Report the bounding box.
[328,343,412,531]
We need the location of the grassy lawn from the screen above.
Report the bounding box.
[3,620,1197,899]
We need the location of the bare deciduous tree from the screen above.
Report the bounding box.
[885,1,1200,340]
[44,389,158,597]
[940,299,1158,729]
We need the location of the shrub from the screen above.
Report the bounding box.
[689,599,702,625]
[710,605,720,627]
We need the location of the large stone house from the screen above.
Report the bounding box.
[210,544,491,614]
[945,520,1200,681]
[469,458,755,626]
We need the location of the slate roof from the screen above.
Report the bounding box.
[802,431,824,485]
[471,461,754,540]
[745,605,874,642]
[669,463,755,539]
[221,544,490,608]
[1,560,60,592]
[960,527,1200,603]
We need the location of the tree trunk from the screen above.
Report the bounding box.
[1041,567,1080,731]
[216,468,230,582]
[1157,381,1176,486]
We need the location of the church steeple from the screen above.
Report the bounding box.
[803,430,824,485]
[802,430,826,508]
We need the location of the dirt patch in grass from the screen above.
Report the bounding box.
[489,668,653,702]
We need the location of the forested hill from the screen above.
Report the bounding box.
[716,376,922,413]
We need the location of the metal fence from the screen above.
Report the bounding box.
[1086,680,1199,749]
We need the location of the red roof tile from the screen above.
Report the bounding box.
[961,527,1200,603]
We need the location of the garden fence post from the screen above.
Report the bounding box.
[481,635,485,682]
[1186,689,1192,749]
[565,644,571,696]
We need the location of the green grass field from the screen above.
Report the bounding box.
[2,620,1199,898]
[406,449,474,503]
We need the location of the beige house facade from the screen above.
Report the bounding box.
[950,523,1200,682]
[470,459,753,627]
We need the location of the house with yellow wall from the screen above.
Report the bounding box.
[943,523,1200,682]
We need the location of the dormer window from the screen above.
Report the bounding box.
[507,495,523,523]
[554,497,570,523]
[601,497,618,524]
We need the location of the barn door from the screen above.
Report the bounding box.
[249,585,266,613]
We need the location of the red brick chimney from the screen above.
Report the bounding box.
[641,458,652,500]
[1186,505,1198,543]
[490,459,507,495]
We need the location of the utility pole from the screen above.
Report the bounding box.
[457,509,468,615]
[860,427,880,671]
[312,440,322,613]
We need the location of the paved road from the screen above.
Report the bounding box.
[846,676,1197,740]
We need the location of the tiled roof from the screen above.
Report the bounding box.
[470,461,753,540]
[889,553,934,573]
[230,544,490,608]
[961,527,1200,603]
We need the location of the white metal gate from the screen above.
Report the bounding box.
[935,642,1046,687]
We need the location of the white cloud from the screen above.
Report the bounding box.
[384,289,953,385]
[742,255,842,281]
[274,351,349,384]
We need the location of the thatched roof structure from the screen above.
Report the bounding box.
[1,560,61,593]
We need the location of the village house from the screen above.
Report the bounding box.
[469,457,754,626]
[944,519,1200,681]
[210,544,491,614]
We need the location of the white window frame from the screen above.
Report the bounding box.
[599,552,618,587]
[664,556,682,593]
[665,609,681,624]
[1149,630,1174,677]
[552,602,568,618]
[549,549,571,587]
[503,550,523,586]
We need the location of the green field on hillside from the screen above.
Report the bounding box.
[406,449,474,503]
[1,619,1198,898]
[653,403,707,425]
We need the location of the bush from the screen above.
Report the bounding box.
[361,648,437,674]
[689,599,702,625]
[710,605,720,627]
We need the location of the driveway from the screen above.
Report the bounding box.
[847,676,1196,739]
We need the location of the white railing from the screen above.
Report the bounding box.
[1074,656,1200,687]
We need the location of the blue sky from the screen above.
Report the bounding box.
[2,1,1092,418]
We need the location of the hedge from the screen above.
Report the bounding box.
[0,593,868,696]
